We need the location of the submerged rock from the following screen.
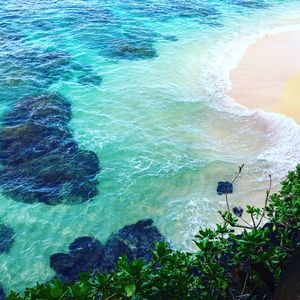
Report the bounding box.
[4,49,72,88]
[216,181,233,195]
[0,223,15,253]
[118,0,219,23]
[50,219,167,282]
[229,0,267,9]
[63,5,113,26]
[102,38,157,60]
[0,283,5,300]
[78,73,103,87]
[232,206,243,217]
[2,94,72,127]
[0,94,100,205]
[0,47,103,102]
[0,48,73,102]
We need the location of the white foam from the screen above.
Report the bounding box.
[203,22,300,102]
[198,18,300,177]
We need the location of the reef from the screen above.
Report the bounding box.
[51,2,160,61]
[50,219,167,282]
[0,94,100,205]
[5,49,71,87]
[216,181,233,195]
[0,47,103,103]
[103,38,158,60]
[0,284,5,300]
[229,0,267,9]
[0,49,72,102]
[118,0,220,24]
[78,72,103,87]
[62,5,113,26]
[0,223,15,253]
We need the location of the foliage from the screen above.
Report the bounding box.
[8,165,300,300]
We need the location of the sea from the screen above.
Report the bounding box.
[0,0,300,292]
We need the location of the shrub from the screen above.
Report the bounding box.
[8,165,300,299]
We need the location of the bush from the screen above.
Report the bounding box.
[8,165,300,299]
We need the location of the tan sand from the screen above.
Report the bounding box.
[228,30,300,124]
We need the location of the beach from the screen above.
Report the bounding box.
[228,30,300,124]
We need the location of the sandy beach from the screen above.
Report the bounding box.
[228,30,300,124]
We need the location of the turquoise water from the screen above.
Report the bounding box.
[0,0,300,292]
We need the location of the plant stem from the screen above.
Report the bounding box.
[104,293,117,300]
[231,164,244,185]
[257,174,272,228]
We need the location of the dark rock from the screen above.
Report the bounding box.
[228,0,267,9]
[50,219,168,282]
[69,237,104,257]
[0,94,100,205]
[232,206,243,217]
[118,0,219,22]
[3,94,72,127]
[114,219,165,261]
[78,73,103,87]
[273,247,300,300]
[0,48,74,102]
[103,38,157,60]
[216,181,233,195]
[164,35,178,42]
[0,30,24,46]
[0,223,15,253]
[63,5,113,26]
[0,283,5,300]
[171,0,218,19]
[4,49,72,87]
[103,239,133,272]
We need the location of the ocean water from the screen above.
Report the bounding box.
[0,0,300,293]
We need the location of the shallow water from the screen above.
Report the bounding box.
[0,0,300,292]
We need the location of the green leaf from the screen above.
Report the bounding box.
[49,288,63,299]
[125,283,136,297]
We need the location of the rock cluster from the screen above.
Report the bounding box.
[0,48,103,103]
[50,219,167,282]
[0,223,15,253]
[0,94,100,205]
[216,181,233,195]
[0,284,5,300]
[118,0,219,22]
[229,0,267,9]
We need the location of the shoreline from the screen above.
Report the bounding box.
[227,29,300,124]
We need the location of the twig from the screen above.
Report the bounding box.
[256,174,272,228]
[251,214,256,229]
[231,164,245,185]
[225,189,230,212]
[240,217,254,228]
[229,288,237,300]
[59,289,70,300]
[225,164,245,213]
[221,215,253,230]
[240,272,249,296]
[104,293,117,300]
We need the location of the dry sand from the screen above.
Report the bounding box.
[228,30,300,124]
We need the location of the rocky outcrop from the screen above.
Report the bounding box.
[0,94,100,205]
[50,219,167,282]
[0,223,15,253]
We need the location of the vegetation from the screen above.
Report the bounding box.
[8,165,300,300]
